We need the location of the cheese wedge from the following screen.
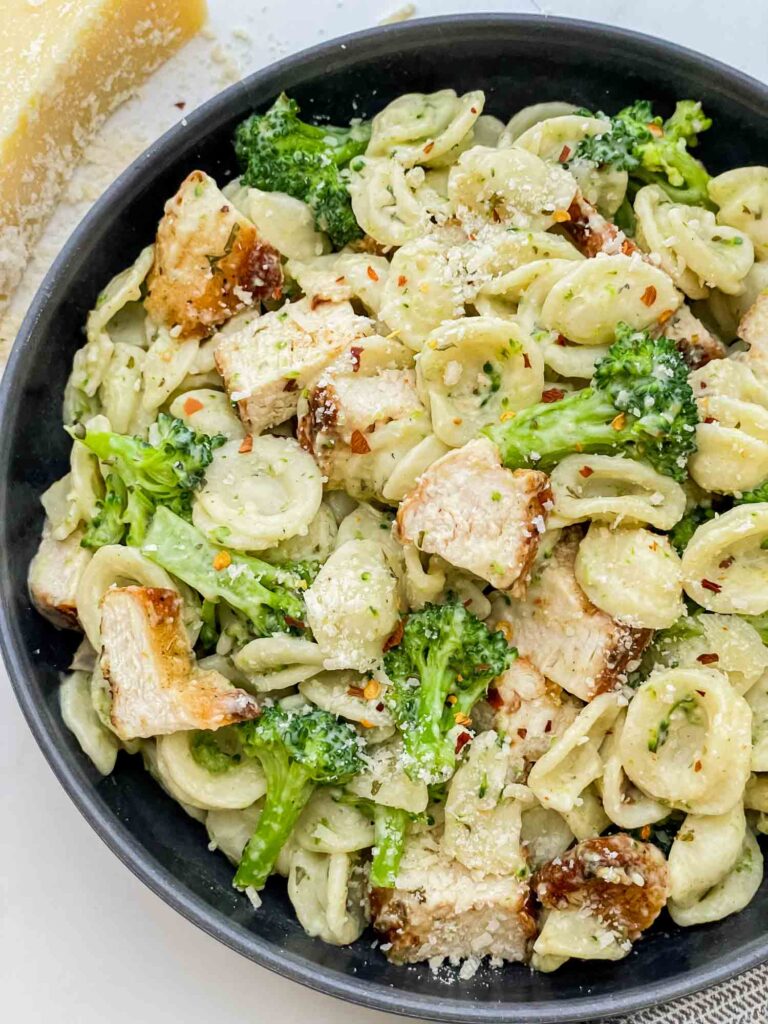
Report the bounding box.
[0,0,207,309]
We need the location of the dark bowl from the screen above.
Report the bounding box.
[2,14,768,1023]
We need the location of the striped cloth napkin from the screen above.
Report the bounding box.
[608,965,768,1023]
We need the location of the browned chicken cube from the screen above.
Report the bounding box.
[28,523,92,630]
[144,170,282,340]
[370,833,536,965]
[492,527,651,701]
[100,586,259,741]
[396,438,552,593]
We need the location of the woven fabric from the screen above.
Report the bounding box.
[606,963,768,1023]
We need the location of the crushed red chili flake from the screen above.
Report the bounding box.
[383,619,405,652]
[517,728,528,739]
[558,144,571,163]
[455,731,472,755]
[486,687,503,710]
[621,239,635,256]
[350,429,371,454]
[542,388,565,403]
[555,333,568,346]
[349,346,363,372]
[238,435,254,454]
[523,353,531,368]
[283,378,298,392]
[470,106,478,114]
[347,686,366,698]
[183,396,204,415]
[397,274,408,287]
[376,702,385,712]
[423,141,435,154]
[335,275,347,284]
[719,556,735,569]
[611,412,627,430]
[658,308,674,325]
[648,122,664,137]
[366,265,379,282]
[641,285,657,307]
[697,653,720,665]
[544,720,552,733]
[694,760,703,772]
[695,690,706,697]
[578,465,594,478]
[174,101,187,110]
[284,615,306,630]
[703,416,718,424]
[701,579,722,593]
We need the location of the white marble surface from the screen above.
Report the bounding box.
[1,2,766,1022]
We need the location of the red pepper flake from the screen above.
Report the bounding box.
[283,378,298,392]
[397,275,407,287]
[522,353,531,369]
[272,285,283,301]
[455,731,472,755]
[212,550,231,571]
[640,825,651,841]
[423,141,435,154]
[383,618,405,652]
[517,727,528,739]
[694,760,702,772]
[697,653,720,665]
[696,690,706,697]
[284,615,306,630]
[658,308,674,325]
[621,239,635,256]
[347,685,366,698]
[238,435,254,454]
[641,285,657,307]
[558,144,571,163]
[349,345,363,372]
[334,275,347,284]
[470,106,478,114]
[648,122,664,137]
[174,101,187,110]
[183,396,204,415]
[611,412,627,431]
[544,720,552,733]
[366,265,379,282]
[486,687,503,710]
[555,333,568,346]
[350,429,371,454]
[542,388,565,404]
[310,295,330,310]
[703,416,718,424]
[579,465,594,478]
[701,578,722,593]
[719,556,734,570]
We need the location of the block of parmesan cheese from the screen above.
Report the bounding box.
[0,0,207,309]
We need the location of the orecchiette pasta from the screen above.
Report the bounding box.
[709,167,768,259]
[681,503,768,614]
[155,730,266,810]
[747,674,768,772]
[651,614,768,695]
[345,737,428,813]
[299,670,393,727]
[263,502,338,564]
[498,101,579,147]
[549,454,687,530]
[416,316,544,446]
[141,329,200,414]
[224,181,329,260]
[206,802,262,864]
[294,789,375,854]
[575,524,684,630]
[59,671,119,776]
[193,436,322,551]
[667,803,746,909]
[285,252,390,316]
[668,831,763,927]
[169,388,246,440]
[366,89,484,167]
[621,668,752,814]
[287,848,368,945]
[598,710,668,829]
[232,635,325,692]
[348,158,451,247]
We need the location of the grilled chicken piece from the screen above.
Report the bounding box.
[100,586,259,741]
[298,336,428,498]
[370,832,536,965]
[492,527,651,701]
[215,298,373,434]
[28,523,92,629]
[738,292,768,378]
[533,834,669,941]
[487,656,581,766]
[564,194,723,369]
[144,170,282,340]
[396,438,552,593]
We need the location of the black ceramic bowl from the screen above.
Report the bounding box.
[3,14,768,1023]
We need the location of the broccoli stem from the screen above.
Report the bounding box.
[485,388,623,473]
[370,805,409,888]
[143,506,305,630]
[234,762,315,890]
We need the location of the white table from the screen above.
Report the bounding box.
[2,2,766,1021]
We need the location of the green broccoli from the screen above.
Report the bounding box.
[342,797,411,888]
[485,323,698,482]
[734,479,768,505]
[235,93,370,248]
[669,505,718,553]
[384,600,514,785]
[573,99,712,206]
[142,506,312,636]
[234,705,365,890]
[189,726,248,774]
[75,414,225,547]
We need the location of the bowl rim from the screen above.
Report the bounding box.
[3,12,768,1022]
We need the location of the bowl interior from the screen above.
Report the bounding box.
[2,16,768,1023]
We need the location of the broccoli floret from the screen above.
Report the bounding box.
[234,93,370,248]
[485,323,698,482]
[574,99,712,206]
[75,414,225,547]
[735,479,768,505]
[143,506,311,635]
[189,726,247,774]
[384,600,514,785]
[343,797,412,888]
[669,505,718,553]
[234,705,365,890]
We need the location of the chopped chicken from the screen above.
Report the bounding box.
[144,170,282,340]
[100,586,259,740]
[396,438,552,593]
[28,523,92,629]
[370,832,536,965]
[658,304,726,369]
[487,656,581,765]
[298,335,428,497]
[492,527,651,701]
[533,834,669,941]
[215,298,373,434]
[738,292,768,378]
[564,194,722,369]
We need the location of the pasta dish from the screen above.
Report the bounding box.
[28,88,768,974]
